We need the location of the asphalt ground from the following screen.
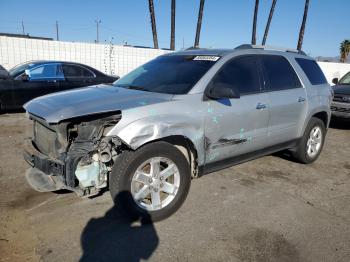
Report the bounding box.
[0,113,349,262]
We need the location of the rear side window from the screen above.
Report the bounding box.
[212,55,261,95]
[295,58,327,85]
[62,64,94,78]
[261,55,302,91]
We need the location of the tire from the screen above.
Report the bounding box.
[292,117,326,164]
[109,141,191,222]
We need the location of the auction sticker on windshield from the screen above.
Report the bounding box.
[193,56,220,61]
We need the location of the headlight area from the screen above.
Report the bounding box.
[64,113,122,197]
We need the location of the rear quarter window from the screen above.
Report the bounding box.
[295,58,327,85]
[261,55,302,91]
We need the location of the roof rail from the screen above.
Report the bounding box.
[235,44,306,55]
[185,46,200,50]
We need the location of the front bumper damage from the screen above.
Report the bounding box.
[23,112,122,197]
[24,139,66,192]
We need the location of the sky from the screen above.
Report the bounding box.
[0,0,349,57]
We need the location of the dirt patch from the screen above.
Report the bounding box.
[0,125,25,136]
[7,189,53,210]
[256,171,292,181]
[237,228,300,262]
[238,178,256,187]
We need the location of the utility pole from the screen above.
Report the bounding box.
[297,0,310,51]
[251,0,259,45]
[148,0,159,49]
[262,0,277,45]
[55,21,59,41]
[21,21,25,35]
[194,0,205,48]
[170,0,176,50]
[95,19,101,43]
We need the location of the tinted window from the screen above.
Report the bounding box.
[295,58,327,85]
[339,71,350,85]
[63,64,94,78]
[212,55,261,95]
[261,55,301,91]
[29,64,63,80]
[114,55,218,94]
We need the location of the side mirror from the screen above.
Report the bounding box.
[206,83,240,99]
[332,78,338,85]
[22,69,31,81]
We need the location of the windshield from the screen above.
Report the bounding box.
[339,72,350,85]
[114,55,219,94]
[9,62,35,77]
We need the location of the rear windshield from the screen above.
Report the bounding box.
[295,58,327,85]
[114,55,219,94]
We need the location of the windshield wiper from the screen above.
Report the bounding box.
[117,85,148,91]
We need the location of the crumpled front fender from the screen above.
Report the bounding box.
[108,114,205,165]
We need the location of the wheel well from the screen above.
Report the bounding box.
[144,135,199,178]
[312,111,328,127]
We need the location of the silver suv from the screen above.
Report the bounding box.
[24,45,332,221]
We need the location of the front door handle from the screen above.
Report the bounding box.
[256,103,267,110]
[298,97,306,102]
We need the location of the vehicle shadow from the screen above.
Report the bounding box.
[80,191,159,262]
[329,117,350,130]
[0,108,25,114]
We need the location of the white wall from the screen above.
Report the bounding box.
[0,36,170,77]
[317,61,350,84]
[1,36,349,84]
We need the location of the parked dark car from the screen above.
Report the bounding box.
[331,71,350,118]
[0,61,119,111]
[0,65,9,79]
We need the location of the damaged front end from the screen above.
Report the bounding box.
[24,112,123,197]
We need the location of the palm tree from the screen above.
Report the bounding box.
[194,0,205,48]
[251,0,259,45]
[340,40,350,63]
[297,0,310,50]
[148,0,159,49]
[170,0,176,50]
[262,0,277,45]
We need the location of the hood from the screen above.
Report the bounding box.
[332,84,350,95]
[24,85,173,123]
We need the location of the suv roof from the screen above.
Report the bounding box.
[166,44,307,57]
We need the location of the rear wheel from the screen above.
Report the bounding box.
[109,141,191,222]
[292,117,326,164]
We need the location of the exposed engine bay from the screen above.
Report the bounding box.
[24,112,124,197]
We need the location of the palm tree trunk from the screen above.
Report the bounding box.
[194,0,205,48]
[262,0,277,45]
[251,0,259,45]
[170,0,176,50]
[148,0,159,49]
[297,0,310,50]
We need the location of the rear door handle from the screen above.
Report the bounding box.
[256,103,267,110]
[298,97,306,102]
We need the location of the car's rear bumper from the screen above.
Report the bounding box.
[331,101,350,118]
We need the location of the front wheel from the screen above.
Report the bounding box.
[292,117,326,164]
[109,141,191,222]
